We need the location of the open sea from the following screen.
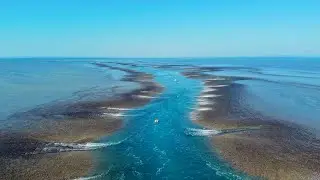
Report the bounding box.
[1,57,319,179]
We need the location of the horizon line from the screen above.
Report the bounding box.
[0,55,320,59]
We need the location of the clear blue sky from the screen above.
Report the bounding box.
[0,0,319,57]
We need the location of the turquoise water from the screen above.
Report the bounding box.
[91,67,245,179]
[1,57,320,179]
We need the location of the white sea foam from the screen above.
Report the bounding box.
[190,111,199,121]
[39,138,128,154]
[202,87,217,93]
[74,166,113,180]
[205,77,225,82]
[74,173,104,180]
[133,95,155,99]
[41,142,122,153]
[188,74,200,77]
[197,97,215,104]
[207,85,228,88]
[140,90,150,93]
[200,94,221,98]
[198,101,215,106]
[206,161,243,180]
[102,112,125,117]
[184,128,220,136]
[198,107,214,111]
[106,107,131,111]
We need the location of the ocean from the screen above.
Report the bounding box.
[1,57,319,179]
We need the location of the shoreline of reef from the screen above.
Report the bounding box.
[181,65,320,180]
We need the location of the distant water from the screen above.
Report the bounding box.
[0,59,139,124]
[1,57,320,179]
[135,57,320,132]
[207,58,320,134]
[149,57,320,133]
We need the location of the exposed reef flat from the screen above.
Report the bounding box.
[182,66,320,180]
[1,62,163,180]
[1,140,92,180]
[0,132,92,180]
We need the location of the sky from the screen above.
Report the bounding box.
[0,0,320,57]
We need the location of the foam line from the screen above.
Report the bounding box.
[74,166,113,180]
[133,95,155,99]
[184,128,220,136]
[190,111,199,120]
[102,112,125,117]
[198,101,215,106]
[205,78,225,81]
[75,174,104,180]
[141,90,151,93]
[102,113,138,117]
[197,97,214,103]
[217,126,262,135]
[185,126,261,137]
[202,87,217,93]
[207,85,228,88]
[39,142,120,153]
[198,107,213,111]
[200,94,221,98]
[36,138,129,154]
[106,107,131,111]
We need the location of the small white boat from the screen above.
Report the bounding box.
[154,119,159,123]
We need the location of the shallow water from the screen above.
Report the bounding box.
[0,59,137,126]
[1,57,320,179]
[211,62,320,133]
[88,67,245,179]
